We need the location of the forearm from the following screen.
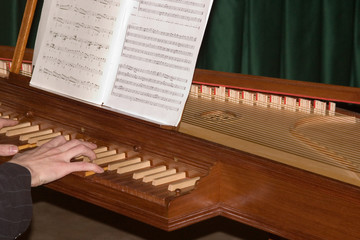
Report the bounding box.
[0,162,32,239]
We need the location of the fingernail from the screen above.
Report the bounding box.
[10,145,19,154]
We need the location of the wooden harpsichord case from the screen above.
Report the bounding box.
[1,1,360,240]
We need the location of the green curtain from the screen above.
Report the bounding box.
[0,0,43,48]
[0,0,359,87]
[197,0,360,87]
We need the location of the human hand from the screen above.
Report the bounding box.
[0,118,19,156]
[10,136,104,187]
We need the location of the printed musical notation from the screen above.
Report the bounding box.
[50,31,110,50]
[122,24,196,71]
[111,91,180,112]
[138,7,202,23]
[93,0,120,7]
[161,0,206,8]
[122,53,190,71]
[133,0,207,29]
[57,0,120,10]
[31,0,122,102]
[124,39,193,57]
[118,64,188,84]
[115,73,185,97]
[123,46,191,64]
[126,32,195,49]
[111,62,187,111]
[39,68,101,90]
[57,3,118,22]
[46,43,107,63]
[73,7,117,21]
[139,1,204,15]
[115,78,184,97]
[128,25,197,42]
[112,84,181,105]
[42,56,104,76]
[117,65,186,92]
[53,17,114,36]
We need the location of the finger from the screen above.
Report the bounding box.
[40,135,68,149]
[64,161,104,174]
[53,139,96,153]
[34,136,69,155]
[0,144,18,156]
[34,162,104,186]
[58,144,97,162]
[0,119,19,129]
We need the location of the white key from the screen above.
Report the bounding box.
[108,157,141,170]
[152,172,186,186]
[142,169,176,183]
[133,165,167,180]
[116,161,151,174]
[168,177,200,191]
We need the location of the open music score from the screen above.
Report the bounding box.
[0,104,201,194]
[31,0,214,127]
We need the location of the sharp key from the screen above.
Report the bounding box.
[168,177,200,191]
[19,129,54,141]
[152,172,186,186]
[18,143,37,151]
[0,111,13,119]
[1,112,18,120]
[84,166,108,177]
[6,125,40,137]
[142,169,176,183]
[28,132,62,144]
[83,149,116,162]
[95,149,117,159]
[108,157,142,171]
[93,153,126,165]
[94,146,109,153]
[0,122,31,134]
[133,165,167,180]
[116,161,151,174]
[0,112,10,119]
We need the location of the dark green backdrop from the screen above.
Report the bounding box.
[1,0,359,87]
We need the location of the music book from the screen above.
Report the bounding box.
[31,0,213,127]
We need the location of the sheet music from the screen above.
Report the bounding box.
[104,0,213,126]
[31,0,213,126]
[31,0,128,104]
